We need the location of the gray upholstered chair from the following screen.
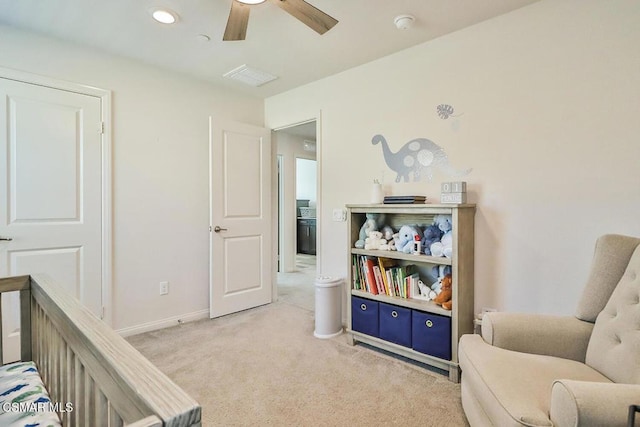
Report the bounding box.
[459,234,640,427]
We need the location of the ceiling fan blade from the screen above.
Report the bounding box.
[223,1,250,41]
[270,0,338,35]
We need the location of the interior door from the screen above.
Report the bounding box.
[0,77,103,362]
[209,117,272,318]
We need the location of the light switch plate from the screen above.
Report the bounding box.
[332,208,346,222]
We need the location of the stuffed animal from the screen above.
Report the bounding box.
[388,234,398,251]
[396,225,422,254]
[433,274,452,310]
[381,225,395,241]
[441,230,453,258]
[433,214,452,233]
[364,231,386,250]
[421,224,443,256]
[354,213,386,248]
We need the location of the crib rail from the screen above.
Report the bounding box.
[0,274,201,427]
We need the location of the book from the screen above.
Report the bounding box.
[362,257,378,295]
[378,257,399,296]
[383,195,426,204]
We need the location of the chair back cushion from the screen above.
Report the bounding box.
[585,244,640,383]
[575,234,640,322]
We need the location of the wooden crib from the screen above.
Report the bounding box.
[0,274,201,426]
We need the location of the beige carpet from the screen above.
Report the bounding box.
[127,261,468,426]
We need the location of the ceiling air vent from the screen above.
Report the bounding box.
[223,64,278,87]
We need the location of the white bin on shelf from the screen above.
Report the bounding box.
[314,276,343,339]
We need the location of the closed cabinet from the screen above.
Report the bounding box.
[352,297,452,360]
[351,297,379,336]
[297,218,316,255]
[379,303,412,347]
[412,311,452,360]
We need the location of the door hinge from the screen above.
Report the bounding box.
[100,122,105,134]
[209,226,212,232]
[101,306,105,319]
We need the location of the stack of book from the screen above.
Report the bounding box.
[383,195,426,204]
[351,255,422,299]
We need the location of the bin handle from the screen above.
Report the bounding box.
[426,320,433,328]
[391,311,398,318]
[360,304,367,311]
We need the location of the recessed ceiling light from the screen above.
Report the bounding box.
[237,0,266,4]
[152,9,178,24]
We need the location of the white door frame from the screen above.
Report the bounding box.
[0,67,113,325]
[271,114,322,301]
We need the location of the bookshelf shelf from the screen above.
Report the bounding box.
[346,203,475,382]
[350,249,453,266]
[351,289,451,317]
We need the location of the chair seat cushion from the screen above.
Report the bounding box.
[459,334,611,427]
[0,361,62,426]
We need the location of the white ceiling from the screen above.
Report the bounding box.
[0,0,540,98]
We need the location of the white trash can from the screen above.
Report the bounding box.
[314,276,343,339]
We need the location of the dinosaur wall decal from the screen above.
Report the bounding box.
[372,134,471,183]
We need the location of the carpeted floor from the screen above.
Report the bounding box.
[127,255,468,426]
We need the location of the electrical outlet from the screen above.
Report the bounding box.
[159,281,169,295]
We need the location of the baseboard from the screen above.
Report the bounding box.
[117,309,210,337]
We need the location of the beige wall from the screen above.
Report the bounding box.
[0,25,264,331]
[265,0,640,315]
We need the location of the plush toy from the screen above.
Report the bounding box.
[388,234,398,251]
[430,265,452,296]
[433,214,452,233]
[433,274,452,310]
[396,225,422,254]
[418,280,438,301]
[381,225,395,241]
[364,231,386,250]
[354,213,386,249]
[441,230,453,258]
[421,224,443,256]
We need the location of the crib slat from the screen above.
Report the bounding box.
[74,358,85,427]
[96,387,108,427]
[109,403,124,427]
[20,288,31,362]
[67,348,75,425]
[0,293,4,365]
[86,373,96,426]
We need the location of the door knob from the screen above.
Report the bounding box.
[213,226,228,233]
[0,236,12,241]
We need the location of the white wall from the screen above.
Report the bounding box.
[0,25,264,331]
[265,0,640,315]
[296,158,317,203]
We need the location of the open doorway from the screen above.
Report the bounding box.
[275,120,318,312]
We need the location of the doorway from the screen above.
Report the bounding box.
[274,120,318,312]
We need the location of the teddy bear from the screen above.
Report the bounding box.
[364,230,386,250]
[421,224,443,256]
[429,215,453,257]
[354,213,386,248]
[396,225,422,254]
[433,274,452,310]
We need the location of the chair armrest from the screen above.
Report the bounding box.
[481,312,593,362]
[550,380,640,427]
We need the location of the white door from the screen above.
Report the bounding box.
[0,78,103,361]
[209,117,272,318]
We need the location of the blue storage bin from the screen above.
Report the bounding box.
[379,303,412,347]
[351,296,379,337]
[412,311,452,360]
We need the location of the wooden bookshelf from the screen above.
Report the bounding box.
[346,203,475,382]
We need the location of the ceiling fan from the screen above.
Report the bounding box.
[223,0,338,41]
